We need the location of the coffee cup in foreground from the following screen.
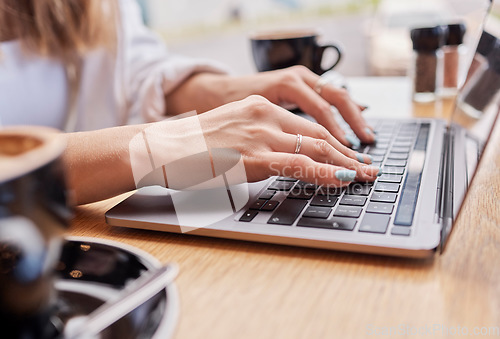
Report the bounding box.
[250,30,342,75]
[0,126,70,338]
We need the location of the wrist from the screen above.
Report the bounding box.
[165,72,230,114]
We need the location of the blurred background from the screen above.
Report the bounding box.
[138,0,500,76]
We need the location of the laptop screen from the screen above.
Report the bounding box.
[439,0,500,250]
[452,0,500,149]
[451,0,500,178]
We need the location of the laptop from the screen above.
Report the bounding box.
[106,1,500,258]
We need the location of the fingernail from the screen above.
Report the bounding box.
[367,154,374,163]
[365,127,377,143]
[361,105,369,111]
[356,153,365,164]
[346,135,360,148]
[377,167,383,176]
[335,169,357,182]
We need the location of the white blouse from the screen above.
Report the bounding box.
[0,0,227,131]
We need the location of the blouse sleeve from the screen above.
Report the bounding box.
[118,0,229,124]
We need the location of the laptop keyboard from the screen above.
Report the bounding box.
[238,122,430,237]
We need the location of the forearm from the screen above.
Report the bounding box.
[164,73,259,115]
[61,124,146,205]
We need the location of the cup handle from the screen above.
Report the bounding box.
[317,44,342,73]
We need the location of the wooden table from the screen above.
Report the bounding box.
[69,78,500,338]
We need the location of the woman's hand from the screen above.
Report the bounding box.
[165,66,375,147]
[195,95,379,186]
[63,95,379,205]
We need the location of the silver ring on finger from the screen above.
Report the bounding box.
[294,134,303,154]
[313,77,330,96]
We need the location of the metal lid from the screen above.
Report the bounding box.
[411,26,447,52]
[445,23,466,45]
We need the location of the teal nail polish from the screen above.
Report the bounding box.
[365,127,373,136]
[356,153,365,164]
[367,155,374,163]
[346,135,360,148]
[377,167,383,176]
[335,169,357,182]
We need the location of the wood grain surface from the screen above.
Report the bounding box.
[68,84,500,339]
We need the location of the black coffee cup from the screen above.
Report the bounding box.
[0,126,71,338]
[250,30,342,74]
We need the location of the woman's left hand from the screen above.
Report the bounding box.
[166,66,375,147]
[228,66,375,147]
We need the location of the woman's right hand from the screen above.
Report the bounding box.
[193,95,379,186]
[64,95,380,205]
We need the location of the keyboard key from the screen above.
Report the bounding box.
[391,227,411,236]
[239,210,258,222]
[259,190,276,200]
[370,155,385,162]
[397,130,416,136]
[375,133,391,140]
[288,187,315,199]
[368,148,386,155]
[371,162,382,168]
[375,143,390,149]
[267,199,308,225]
[339,195,367,206]
[393,141,413,148]
[334,206,363,218]
[358,214,390,234]
[394,136,414,142]
[303,206,331,219]
[378,174,403,183]
[401,122,417,129]
[310,195,338,207]
[377,133,393,139]
[382,166,405,175]
[295,181,319,190]
[388,152,409,160]
[316,186,343,196]
[261,200,279,211]
[371,192,398,203]
[391,146,411,153]
[366,202,394,214]
[346,184,372,196]
[297,216,356,231]
[249,199,267,210]
[384,159,407,167]
[375,183,400,193]
[276,177,298,182]
[376,138,392,145]
[269,180,295,191]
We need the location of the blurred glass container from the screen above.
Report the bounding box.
[410,26,447,102]
[442,23,467,96]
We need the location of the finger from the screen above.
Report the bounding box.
[258,152,356,187]
[269,133,380,182]
[271,107,373,164]
[272,133,375,174]
[295,70,376,144]
[276,77,351,146]
[322,87,376,144]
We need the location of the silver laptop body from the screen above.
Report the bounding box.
[106,2,499,258]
